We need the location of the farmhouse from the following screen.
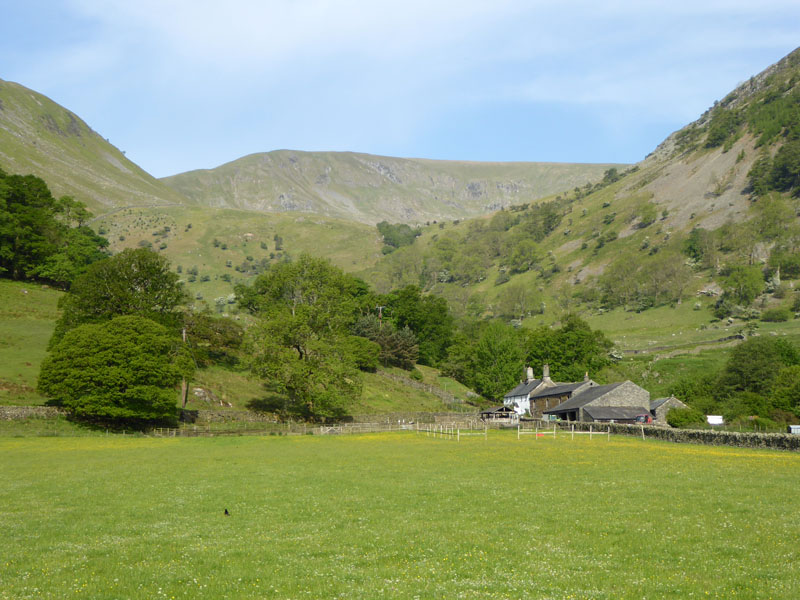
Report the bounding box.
[503,365,549,415]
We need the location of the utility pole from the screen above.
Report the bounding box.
[375,305,386,328]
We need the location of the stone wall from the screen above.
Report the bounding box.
[0,406,66,420]
[563,420,800,452]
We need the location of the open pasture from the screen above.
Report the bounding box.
[1,431,798,599]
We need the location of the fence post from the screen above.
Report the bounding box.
[640,424,645,441]
[517,425,520,440]
[571,424,574,440]
[590,425,593,441]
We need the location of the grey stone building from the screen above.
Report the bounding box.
[650,396,688,424]
[543,380,650,423]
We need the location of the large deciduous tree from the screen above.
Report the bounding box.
[51,247,187,345]
[237,254,367,421]
[38,316,190,427]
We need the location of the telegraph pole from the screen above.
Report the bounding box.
[375,305,386,328]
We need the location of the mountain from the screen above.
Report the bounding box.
[0,79,188,212]
[360,47,800,345]
[161,150,622,225]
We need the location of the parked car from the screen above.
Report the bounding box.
[635,414,653,424]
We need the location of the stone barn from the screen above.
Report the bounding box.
[650,396,688,424]
[543,381,650,423]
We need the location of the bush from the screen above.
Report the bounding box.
[760,306,791,322]
[410,368,424,381]
[666,407,706,428]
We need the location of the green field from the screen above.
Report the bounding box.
[2,432,798,599]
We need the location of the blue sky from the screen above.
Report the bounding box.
[2,1,798,178]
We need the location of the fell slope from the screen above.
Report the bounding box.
[162,150,622,225]
[0,79,188,212]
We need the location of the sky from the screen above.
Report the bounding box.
[1,1,799,178]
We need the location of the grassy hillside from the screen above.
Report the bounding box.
[0,279,470,415]
[162,149,623,225]
[0,79,188,213]
[0,280,62,405]
[93,205,384,305]
[2,434,798,598]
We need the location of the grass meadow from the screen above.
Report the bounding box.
[2,431,798,599]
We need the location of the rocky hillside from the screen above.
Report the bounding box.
[161,150,621,225]
[0,79,188,212]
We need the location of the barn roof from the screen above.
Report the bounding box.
[651,396,682,410]
[583,406,649,420]
[529,381,587,399]
[543,383,624,414]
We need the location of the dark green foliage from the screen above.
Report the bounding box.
[666,407,706,428]
[38,316,185,427]
[769,139,800,195]
[183,312,244,367]
[385,285,453,366]
[0,170,108,286]
[342,335,381,372]
[705,107,742,148]
[716,336,800,398]
[439,320,523,401]
[524,314,613,382]
[376,221,421,252]
[52,248,187,345]
[352,314,418,370]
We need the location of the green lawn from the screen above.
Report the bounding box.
[1,432,798,599]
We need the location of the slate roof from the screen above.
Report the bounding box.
[480,405,516,415]
[583,406,649,420]
[543,383,624,414]
[650,397,675,410]
[529,382,587,399]
[504,379,543,399]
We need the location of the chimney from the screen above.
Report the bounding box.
[584,371,589,382]
[542,364,553,385]
[526,366,534,383]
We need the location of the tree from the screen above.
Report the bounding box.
[238,254,367,420]
[0,170,107,284]
[471,321,525,401]
[38,316,189,427]
[385,285,453,366]
[716,336,800,398]
[352,314,418,369]
[721,265,764,306]
[525,314,613,381]
[51,248,187,344]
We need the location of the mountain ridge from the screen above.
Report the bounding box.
[161,149,623,225]
[0,78,188,212]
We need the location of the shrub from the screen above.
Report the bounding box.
[760,306,791,322]
[666,407,706,428]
